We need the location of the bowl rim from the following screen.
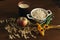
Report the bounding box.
[30,8,49,20]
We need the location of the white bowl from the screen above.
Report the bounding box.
[27,8,52,22]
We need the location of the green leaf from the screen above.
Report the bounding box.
[46,15,52,25]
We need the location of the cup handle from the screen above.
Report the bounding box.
[47,10,52,16]
[27,14,33,19]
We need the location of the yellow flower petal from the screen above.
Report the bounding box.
[36,23,45,36]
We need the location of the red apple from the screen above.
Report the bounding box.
[17,17,28,27]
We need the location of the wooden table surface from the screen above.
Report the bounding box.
[0,0,60,40]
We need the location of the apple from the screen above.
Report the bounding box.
[17,17,28,27]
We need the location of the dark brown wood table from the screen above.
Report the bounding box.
[0,0,60,40]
